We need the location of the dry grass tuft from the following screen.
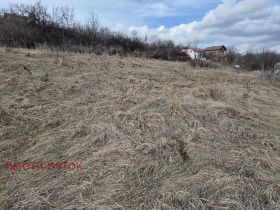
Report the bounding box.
[209,88,226,101]
[1,48,280,209]
[0,106,9,120]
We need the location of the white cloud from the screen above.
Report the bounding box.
[1,0,279,52]
[136,3,173,17]
[116,0,280,52]
[0,0,220,26]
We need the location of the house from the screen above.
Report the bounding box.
[182,47,202,60]
[205,45,227,56]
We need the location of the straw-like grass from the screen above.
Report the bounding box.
[1,47,280,209]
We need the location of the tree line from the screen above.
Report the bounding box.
[0,1,188,61]
[225,46,280,71]
[0,1,279,69]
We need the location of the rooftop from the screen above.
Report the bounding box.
[205,45,226,51]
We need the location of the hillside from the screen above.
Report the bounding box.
[1,48,280,210]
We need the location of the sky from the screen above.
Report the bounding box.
[1,0,280,52]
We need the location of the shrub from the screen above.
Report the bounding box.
[189,59,216,68]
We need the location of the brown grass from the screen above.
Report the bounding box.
[0,48,280,210]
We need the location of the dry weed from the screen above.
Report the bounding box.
[1,47,280,210]
[209,88,226,101]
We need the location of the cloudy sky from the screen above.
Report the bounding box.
[1,0,280,52]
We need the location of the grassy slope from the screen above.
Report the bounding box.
[0,48,280,210]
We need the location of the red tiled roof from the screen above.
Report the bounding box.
[187,47,202,52]
[205,45,226,51]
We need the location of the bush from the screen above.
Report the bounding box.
[189,59,216,68]
[239,49,280,71]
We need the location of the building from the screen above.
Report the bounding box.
[182,47,202,60]
[205,45,227,56]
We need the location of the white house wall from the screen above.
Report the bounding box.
[187,50,200,59]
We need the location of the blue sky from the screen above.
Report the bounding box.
[1,0,280,52]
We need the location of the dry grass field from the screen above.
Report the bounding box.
[0,47,280,210]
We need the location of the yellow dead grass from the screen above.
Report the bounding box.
[0,47,280,209]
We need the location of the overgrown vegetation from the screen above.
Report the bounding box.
[1,47,280,210]
[1,1,279,69]
[0,1,189,62]
[225,46,280,71]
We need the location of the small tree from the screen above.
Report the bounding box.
[241,50,261,71]
[193,36,200,49]
[225,45,239,65]
[259,48,280,71]
[86,11,100,44]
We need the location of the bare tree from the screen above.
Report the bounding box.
[259,48,280,71]
[86,11,100,43]
[51,6,75,28]
[0,0,195,60]
[225,45,239,65]
[9,2,29,16]
[193,36,200,49]
[131,30,139,41]
[0,8,7,17]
